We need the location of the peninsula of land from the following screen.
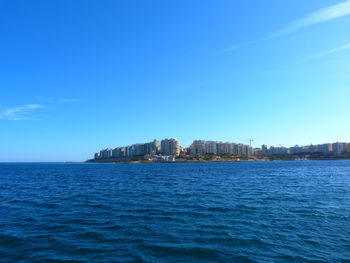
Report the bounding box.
[87,138,350,163]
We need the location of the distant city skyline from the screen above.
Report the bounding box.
[1,0,350,162]
[93,138,350,163]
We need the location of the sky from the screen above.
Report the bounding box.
[1,0,350,162]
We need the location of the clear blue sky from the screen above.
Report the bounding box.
[1,0,350,162]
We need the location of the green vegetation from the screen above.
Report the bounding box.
[203,153,216,160]
[219,153,237,159]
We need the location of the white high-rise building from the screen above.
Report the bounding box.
[206,141,218,154]
[332,142,345,155]
[160,138,180,156]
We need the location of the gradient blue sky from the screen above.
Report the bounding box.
[1,0,350,162]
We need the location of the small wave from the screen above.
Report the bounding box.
[141,243,221,260]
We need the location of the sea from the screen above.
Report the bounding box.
[0,161,349,262]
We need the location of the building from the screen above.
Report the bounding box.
[226,143,236,155]
[332,142,345,155]
[344,143,350,153]
[94,152,101,159]
[94,139,172,160]
[94,139,350,161]
[261,145,268,155]
[217,142,228,155]
[321,143,333,154]
[268,146,289,155]
[206,141,218,155]
[189,140,206,155]
[100,148,112,159]
[160,138,180,156]
[237,144,243,156]
[145,140,161,155]
[134,143,146,156]
[152,155,176,162]
[188,140,251,157]
[126,145,135,157]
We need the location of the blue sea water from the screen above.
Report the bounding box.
[0,161,350,263]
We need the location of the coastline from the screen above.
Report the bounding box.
[86,158,350,164]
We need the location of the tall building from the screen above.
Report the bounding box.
[100,148,112,159]
[321,143,332,154]
[160,138,180,156]
[217,142,228,155]
[332,142,345,155]
[111,147,121,158]
[134,143,146,156]
[144,140,161,155]
[126,145,134,157]
[344,143,350,153]
[189,140,206,155]
[227,143,237,155]
[261,145,268,155]
[189,140,250,157]
[206,141,218,155]
[237,144,244,156]
[268,146,289,155]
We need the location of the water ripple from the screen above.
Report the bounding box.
[0,161,350,262]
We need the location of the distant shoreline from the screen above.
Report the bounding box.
[2,159,350,164]
[86,158,350,164]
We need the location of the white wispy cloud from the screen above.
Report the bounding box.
[267,0,350,39]
[0,104,44,120]
[307,42,350,60]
